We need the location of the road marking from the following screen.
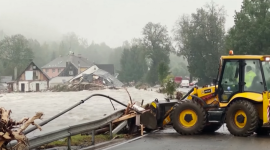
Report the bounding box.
[103,130,159,150]
[102,134,149,150]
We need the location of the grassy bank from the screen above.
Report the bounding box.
[39,134,127,149]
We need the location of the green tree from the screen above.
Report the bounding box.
[163,74,177,99]
[158,60,170,85]
[0,34,34,77]
[225,0,270,54]
[173,2,226,85]
[118,42,148,83]
[142,22,173,85]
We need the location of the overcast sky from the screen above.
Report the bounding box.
[0,0,243,48]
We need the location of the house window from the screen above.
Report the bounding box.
[58,69,61,72]
[46,69,48,72]
[52,69,55,72]
[69,71,73,75]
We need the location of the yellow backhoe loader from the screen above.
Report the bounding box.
[145,50,270,137]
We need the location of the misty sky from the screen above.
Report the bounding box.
[0,0,243,48]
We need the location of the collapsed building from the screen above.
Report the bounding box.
[69,65,123,89]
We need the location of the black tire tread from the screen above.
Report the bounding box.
[170,100,207,135]
[226,99,258,137]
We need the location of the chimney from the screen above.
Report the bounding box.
[14,67,17,80]
[66,62,69,67]
[78,61,80,74]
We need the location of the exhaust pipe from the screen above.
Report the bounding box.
[180,87,195,100]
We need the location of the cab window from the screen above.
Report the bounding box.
[262,61,270,90]
[243,60,264,93]
[219,60,239,102]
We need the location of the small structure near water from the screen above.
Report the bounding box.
[50,65,123,91]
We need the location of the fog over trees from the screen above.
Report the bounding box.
[1,0,266,86]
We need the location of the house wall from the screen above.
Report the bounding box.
[18,81,48,92]
[13,83,17,92]
[43,68,64,78]
[18,81,28,92]
[59,63,78,76]
[29,81,48,91]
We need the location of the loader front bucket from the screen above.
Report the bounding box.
[140,111,157,130]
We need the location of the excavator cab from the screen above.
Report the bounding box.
[146,50,270,137]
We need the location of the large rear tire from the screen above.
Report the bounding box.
[225,100,259,137]
[171,100,206,135]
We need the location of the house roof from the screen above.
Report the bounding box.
[92,69,123,87]
[95,64,115,75]
[41,53,94,69]
[17,61,50,81]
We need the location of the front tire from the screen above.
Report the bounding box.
[225,100,259,137]
[171,100,206,135]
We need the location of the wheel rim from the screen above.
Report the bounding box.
[234,110,247,128]
[179,109,198,128]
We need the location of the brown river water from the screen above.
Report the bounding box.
[0,87,169,138]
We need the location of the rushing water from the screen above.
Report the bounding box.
[0,87,166,138]
[0,87,230,139]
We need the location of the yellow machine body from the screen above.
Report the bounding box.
[148,52,270,137]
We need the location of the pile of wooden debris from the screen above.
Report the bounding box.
[0,108,43,150]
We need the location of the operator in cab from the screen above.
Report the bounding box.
[245,65,256,89]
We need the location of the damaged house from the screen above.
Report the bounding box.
[69,65,123,88]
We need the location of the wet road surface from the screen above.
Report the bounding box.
[105,126,270,150]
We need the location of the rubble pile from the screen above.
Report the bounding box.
[49,68,124,92]
[49,83,106,92]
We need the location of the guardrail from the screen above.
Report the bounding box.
[9,109,124,149]
[7,93,141,150]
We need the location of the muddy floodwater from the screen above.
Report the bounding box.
[0,87,166,138]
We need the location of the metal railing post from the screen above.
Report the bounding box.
[109,122,112,139]
[67,136,71,150]
[91,130,95,145]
